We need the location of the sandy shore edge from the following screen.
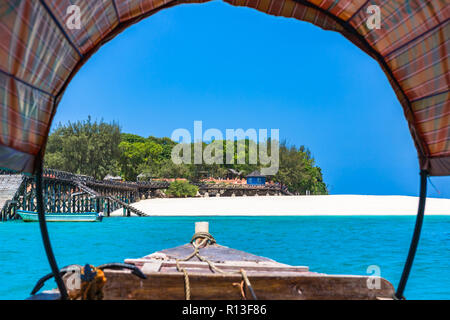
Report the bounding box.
[110,195,450,216]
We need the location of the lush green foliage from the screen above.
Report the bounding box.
[44,118,328,194]
[165,180,199,198]
[273,144,328,195]
[44,117,121,180]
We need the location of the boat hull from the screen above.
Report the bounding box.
[17,210,101,222]
[100,243,395,300]
[29,270,395,300]
[101,270,395,300]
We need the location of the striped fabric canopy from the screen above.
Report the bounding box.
[0,0,448,175]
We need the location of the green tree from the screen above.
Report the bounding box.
[273,142,328,194]
[119,140,164,181]
[166,180,199,197]
[44,117,121,179]
[157,159,192,179]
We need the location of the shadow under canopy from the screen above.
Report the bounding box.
[0,0,448,300]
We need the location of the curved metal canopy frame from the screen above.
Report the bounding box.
[0,0,447,300]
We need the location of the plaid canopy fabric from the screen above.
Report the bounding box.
[0,0,448,175]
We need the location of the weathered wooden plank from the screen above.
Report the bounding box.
[154,243,277,263]
[127,259,309,274]
[142,261,163,273]
[102,270,395,300]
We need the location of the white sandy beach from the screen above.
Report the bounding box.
[110,195,450,216]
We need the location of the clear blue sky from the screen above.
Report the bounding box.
[53,1,449,198]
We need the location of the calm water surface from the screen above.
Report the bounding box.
[0,216,449,299]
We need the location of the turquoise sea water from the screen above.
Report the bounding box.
[0,216,449,300]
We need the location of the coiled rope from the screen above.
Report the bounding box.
[176,232,257,300]
[191,232,216,245]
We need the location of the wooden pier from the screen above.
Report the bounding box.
[0,169,288,221]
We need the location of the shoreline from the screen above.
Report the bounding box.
[110,195,450,216]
